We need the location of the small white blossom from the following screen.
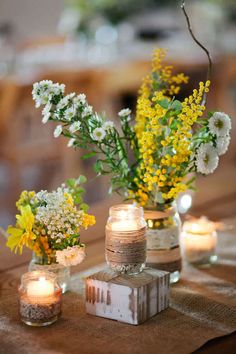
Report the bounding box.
[208,112,231,137]
[69,121,81,133]
[103,121,114,130]
[216,135,231,156]
[64,106,76,121]
[74,93,86,106]
[82,105,93,118]
[92,127,106,142]
[32,80,64,108]
[118,108,131,117]
[56,246,86,266]
[57,93,76,110]
[67,138,76,147]
[195,143,219,175]
[54,125,63,138]
[42,103,52,124]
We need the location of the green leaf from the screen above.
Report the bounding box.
[157,99,169,109]
[94,160,102,174]
[81,151,97,160]
[80,203,89,212]
[66,178,76,188]
[171,100,182,111]
[77,175,87,184]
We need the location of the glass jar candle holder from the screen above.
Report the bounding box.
[181,217,218,266]
[105,204,147,275]
[19,271,62,326]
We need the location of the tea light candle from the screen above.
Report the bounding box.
[181,217,217,265]
[19,271,62,326]
[27,276,54,298]
[106,204,147,274]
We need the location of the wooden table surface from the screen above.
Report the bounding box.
[0,203,236,353]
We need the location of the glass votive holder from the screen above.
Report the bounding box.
[19,271,62,326]
[105,204,147,275]
[181,217,218,266]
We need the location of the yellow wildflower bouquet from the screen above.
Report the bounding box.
[6,176,95,266]
[32,49,231,210]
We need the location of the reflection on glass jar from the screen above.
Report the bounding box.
[105,204,147,275]
[145,202,182,283]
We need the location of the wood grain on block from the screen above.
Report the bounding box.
[85,268,170,325]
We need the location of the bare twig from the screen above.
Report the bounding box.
[181,0,213,106]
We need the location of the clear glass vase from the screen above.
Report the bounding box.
[28,253,70,294]
[145,202,182,283]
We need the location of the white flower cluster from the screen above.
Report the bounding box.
[32,80,65,108]
[33,80,129,145]
[195,112,231,175]
[56,245,86,266]
[35,188,83,242]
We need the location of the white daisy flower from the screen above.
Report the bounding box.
[208,112,231,137]
[64,106,76,121]
[41,103,52,124]
[73,93,87,106]
[103,120,114,130]
[56,246,86,266]
[195,143,219,175]
[216,135,231,156]
[118,108,131,117]
[92,127,106,141]
[67,138,76,147]
[53,125,63,138]
[69,121,81,133]
[57,93,76,110]
[32,81,65,107]
[82,105,93,118]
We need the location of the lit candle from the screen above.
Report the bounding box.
[106,204,147,274]
[110,210,139,231]
[27,276,54,298]
[19,271,62,326]
[181,217,217,265]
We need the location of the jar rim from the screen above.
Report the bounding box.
[109,204,144,218]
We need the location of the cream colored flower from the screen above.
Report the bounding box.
[208,112,231,137]
[92,127,106,141]
[56,246,86,266]
[216,135,230,156]
[195,143,219,175]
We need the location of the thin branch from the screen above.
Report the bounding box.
[181,0,213,106]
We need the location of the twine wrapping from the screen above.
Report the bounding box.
[105,226,146,266]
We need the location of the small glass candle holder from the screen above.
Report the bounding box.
[105,204,147,275]
[19,271,62,326]
[181,217,218,266]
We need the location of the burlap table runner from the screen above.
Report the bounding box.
[1,230,236,354]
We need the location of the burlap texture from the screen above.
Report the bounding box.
[0,230,236,354]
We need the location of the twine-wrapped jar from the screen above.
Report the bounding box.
[105,204,147,275]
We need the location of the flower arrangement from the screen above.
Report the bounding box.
[32,49,231,210]
[6,176,96,266]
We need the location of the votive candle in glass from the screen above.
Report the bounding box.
[19,271,62,326]
[181,217,217,266]
[105,204,147,274]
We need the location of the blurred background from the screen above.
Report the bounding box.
[0,0,236,230]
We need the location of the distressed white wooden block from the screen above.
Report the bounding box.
[85,268,170,325]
